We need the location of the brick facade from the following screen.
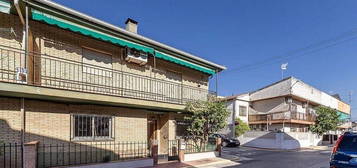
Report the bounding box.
[0,97,148,143]
[0,96,185,156]
[0,11,198,158]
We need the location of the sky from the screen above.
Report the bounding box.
[53,0,357,120]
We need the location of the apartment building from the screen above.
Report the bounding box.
[0,0,225,158]
[223,77,351,135]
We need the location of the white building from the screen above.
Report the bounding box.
[220,93,250,137]
[222,76,351,148]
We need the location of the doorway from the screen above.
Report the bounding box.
[148,116,158,144]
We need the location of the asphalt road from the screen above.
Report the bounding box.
[214,146,331,168]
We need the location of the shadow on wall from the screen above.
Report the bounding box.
[238,131,322,150]
[0,119,150,168]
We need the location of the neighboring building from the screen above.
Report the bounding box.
[247,77,350,134]
[220,93,249,137]
[222,77,351,148]
[0,0,225,158]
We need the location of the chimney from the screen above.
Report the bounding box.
[125,18,138,34]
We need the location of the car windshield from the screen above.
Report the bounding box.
[338,136,357,152]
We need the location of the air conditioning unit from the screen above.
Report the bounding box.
[16,67,27,84]
[125,48,148,65]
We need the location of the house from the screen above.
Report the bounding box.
[222,77,351,148]
[0,0,225,165]
[219,93,250,137]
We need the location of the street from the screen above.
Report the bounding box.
[208,146,331,168]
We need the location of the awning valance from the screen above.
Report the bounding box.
[337,111,350,121]
[155,51,215,75]
[31,9,216,75]
[31,9,155,54]
[0,0,10,14]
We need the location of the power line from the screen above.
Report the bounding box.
[221,28,357,74]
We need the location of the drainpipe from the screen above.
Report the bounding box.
[14,1,27,168]
[215,70,218,96]
[20,98,25,168]
[25,6,29,67]
[232,100,236,138]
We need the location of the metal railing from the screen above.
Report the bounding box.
[37,141,150,168]
[249,115,267,122]
[0,143,22,168]
[183,139,217,154]
[0,46,215,105]
[249,111,316,122]
[168,140,179,161]
[291,112,316,121]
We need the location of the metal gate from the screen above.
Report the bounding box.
[168,140,179,161]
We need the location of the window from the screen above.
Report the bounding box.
[82,48,113,77]
[166,70,182,83]
[239,106,247,116]
[71,114,114,141]
[291,104,297,112]
[175,120,189,138]
[338,136,357,152]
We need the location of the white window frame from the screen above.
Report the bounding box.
[70,114,115,141]
[239,106,247,116]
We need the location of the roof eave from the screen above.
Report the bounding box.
[28,0,226,71]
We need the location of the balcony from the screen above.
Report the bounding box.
[249,111,316,124]
[0,46,215,105]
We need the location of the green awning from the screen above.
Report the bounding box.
[31,9,154,54]
[31,9,216,75]
[337,111,350,121]
[0,0,10,14]
[155,51,215,75]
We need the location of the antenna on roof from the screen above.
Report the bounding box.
[281,63,288,79]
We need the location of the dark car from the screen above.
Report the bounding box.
[330,132,357,168]
[210,134,240,147]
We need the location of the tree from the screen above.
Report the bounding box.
[184,98,229,143]
[309,106,340,136]
[235,118,250,137]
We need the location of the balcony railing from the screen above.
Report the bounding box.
[249,111,316,123]
[0,46,215,105]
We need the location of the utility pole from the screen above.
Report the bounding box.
[215,70,218,96]
[349,91,353,126]
[281,63,288,79]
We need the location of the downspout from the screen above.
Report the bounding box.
[215,70,218,96]
[232,100,236,138]
[14,1,27,168]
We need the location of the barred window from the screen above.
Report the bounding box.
[71,114,114,141]
[239,106,247,116]
[175,120,189,139]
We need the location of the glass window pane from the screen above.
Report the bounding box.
[74,115,92,138]
[338,136,357,152]
[239,106,247,116]
[94,116,110,137]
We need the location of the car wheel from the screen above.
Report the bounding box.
[222,142,228,147]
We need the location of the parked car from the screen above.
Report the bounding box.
[210,134,240,147]
[330,132,357,168]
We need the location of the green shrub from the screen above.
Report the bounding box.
[235,118,250,137]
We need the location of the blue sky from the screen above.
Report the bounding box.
[53,0,357,120]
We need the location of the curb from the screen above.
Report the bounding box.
[241,146,298,152]
[181,159,237,168]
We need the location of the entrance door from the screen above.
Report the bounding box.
[147,117,158,145]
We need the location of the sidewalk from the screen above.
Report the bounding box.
[301,145,333,151]
[143,157,237,168]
